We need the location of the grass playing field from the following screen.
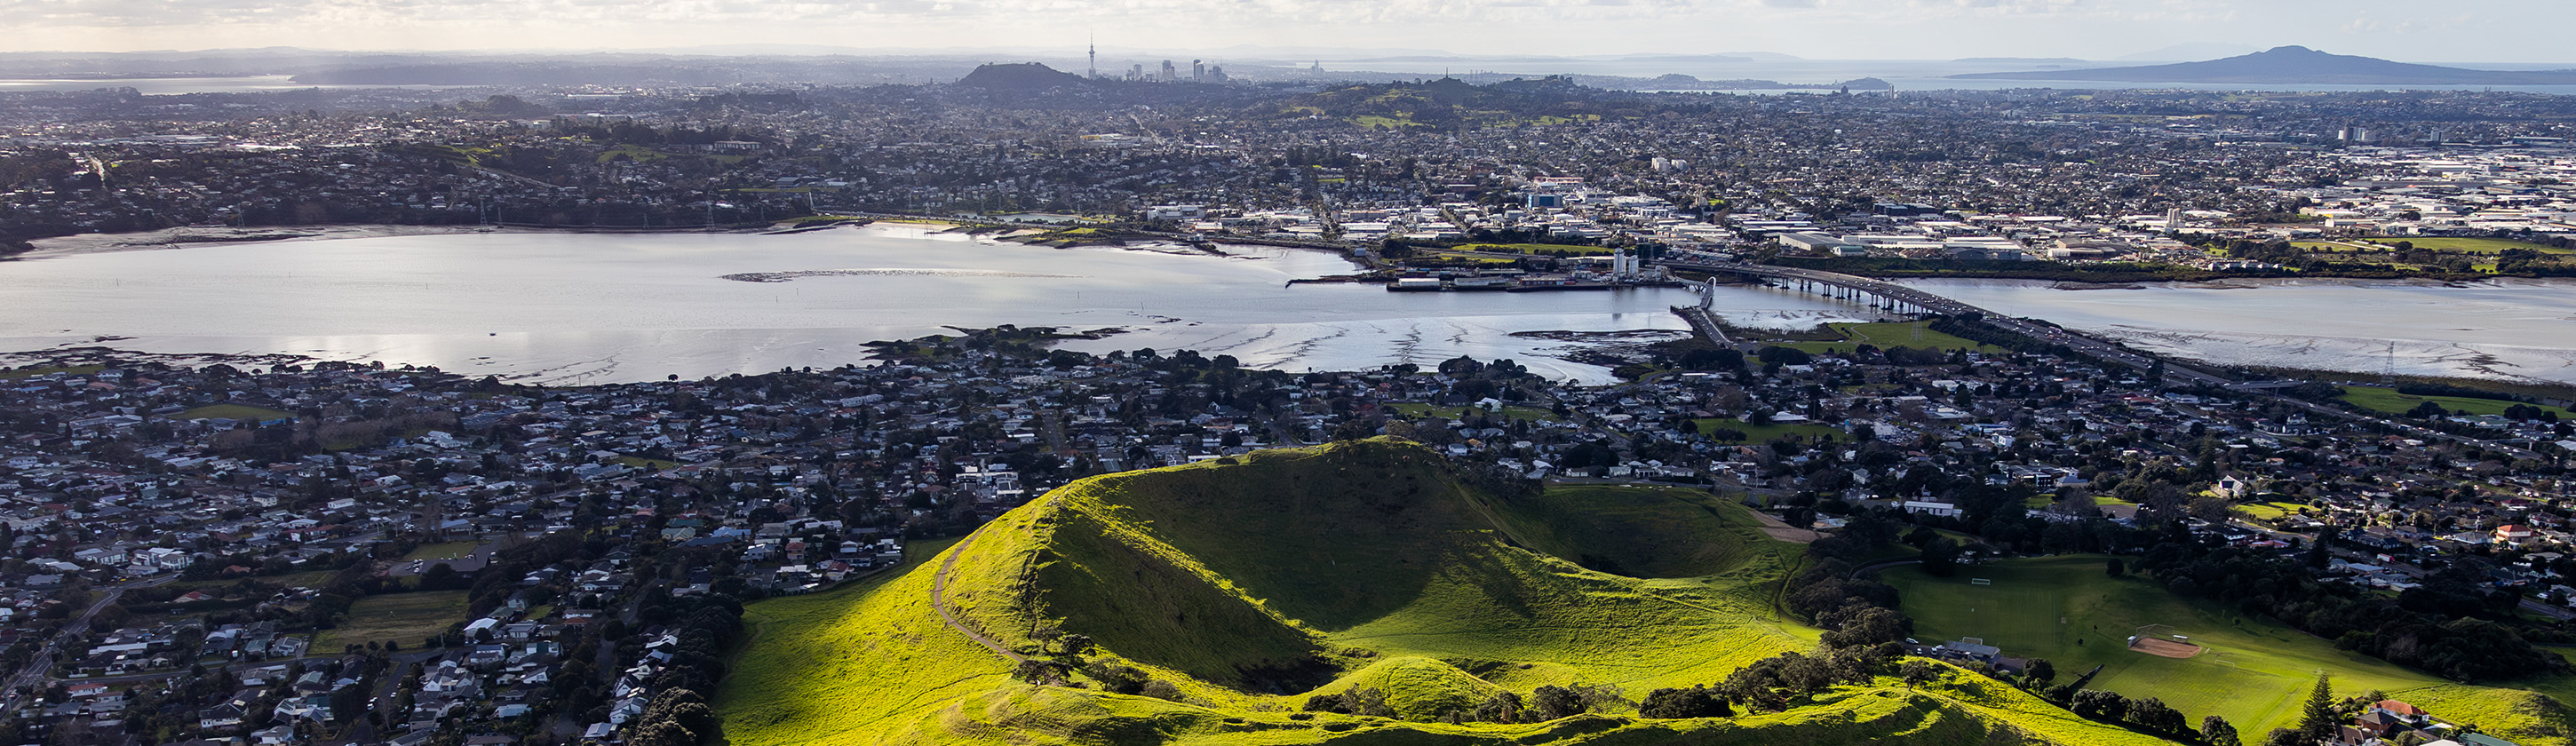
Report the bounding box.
[1777,321,2006,355]
[1887,555,2576,742]
[2357,237,2573,255]
[179,403,296,421]
[1691,417,1846,443]
[2340,385,2576,419]
[314,591,472,650]
[1387,402,1562,422]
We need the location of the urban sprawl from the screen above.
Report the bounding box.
[4,68,2576,746]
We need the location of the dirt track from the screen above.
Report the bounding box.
[930,525,1026,663]
[2130,637,2203,659]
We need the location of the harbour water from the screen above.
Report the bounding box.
[1896,277,2576,385]
[8,227,2574,385]
[0,226,1871,385]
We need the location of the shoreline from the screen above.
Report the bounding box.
[16,219,987,258]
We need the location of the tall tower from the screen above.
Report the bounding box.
[1087,36,1096,79]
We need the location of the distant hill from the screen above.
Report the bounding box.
[719,439,2190,746]
[955,61,1085,91]
[1952,45,2576,84]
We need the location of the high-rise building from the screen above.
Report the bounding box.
[1192,60,1205,83]
[1160,60,1177,82]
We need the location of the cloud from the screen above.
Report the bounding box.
[2,0,2566,62]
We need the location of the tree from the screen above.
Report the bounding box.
[2071,689,2130,721]
[1818,607,1908,648]
[2297,673,2337,744]
[2022,658,2055,689]
[418,562,463,591]
[2261,727,2303,746]
[1304,688,1393,718]
[1920,537,1960,577]
[1532,685,1586,719]
[1012,659,1066,685]
[1345,687,1395,718]
[630,719,696,746]
[2105,557,2126,577]
[2203,715,2243,746]
[2128,696,2184,734]
[1472,692,1523,724]
[1899,660,1938,691]
[1638,686,1732,718]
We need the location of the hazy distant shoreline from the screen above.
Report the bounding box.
[18,220,951,257]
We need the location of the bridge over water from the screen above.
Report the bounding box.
[1660,260,2229,387]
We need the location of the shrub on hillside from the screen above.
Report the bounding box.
[1303,687,1395,718]
[1531,686,1586,719]
[1638,686,1733,718]
[1470,692,1523,724]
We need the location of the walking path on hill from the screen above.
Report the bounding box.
[1849,558,1923,579]
[930,526,1024,663]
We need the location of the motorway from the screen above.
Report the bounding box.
[1660,259,2540,459]
[1661,260,2229,386]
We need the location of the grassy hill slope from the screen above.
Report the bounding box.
[1483,484,1794,580]
[722,440,2196,745]
[1888,555,2576,744]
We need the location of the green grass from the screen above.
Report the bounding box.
[166,569,336,592]
[179,404,294,421]
[596,145,748,164]
[0,364,105,379]
[1352,115,1423,129]
[2358,237,2574,255]
[725,441,2197,745]
[1886,555,2576,743]
[402,542,479,563]
[1422,252,1523,265]
[1692,417,1845,443]
[2018,494,2137,510]
[1310,656,1507,720]
[2233,502,2310,520]
[1777,321,2006,355]
[1452,242,1615,256]
[2338,385,2576,419]
[616,456,680,470]
[1387,402,1562,422]
[1485,485,1796,580]
[314,591,471,650]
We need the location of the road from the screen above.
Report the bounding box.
[0,575,173,706]
[1665,259,2542,459]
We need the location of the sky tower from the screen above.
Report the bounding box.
[1088,35,1097,79]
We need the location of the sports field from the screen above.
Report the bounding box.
[1691,417,1845,442]
[1777,321,2006,355]
[179,404,295,421]
[2357,237,2573,255]
[2340,385,2576,419]
[1887,556,2574,741]
[314,591,471,650]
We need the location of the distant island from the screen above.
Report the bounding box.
[1951,46,2576,85]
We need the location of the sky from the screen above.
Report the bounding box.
[8,0,2572,64]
